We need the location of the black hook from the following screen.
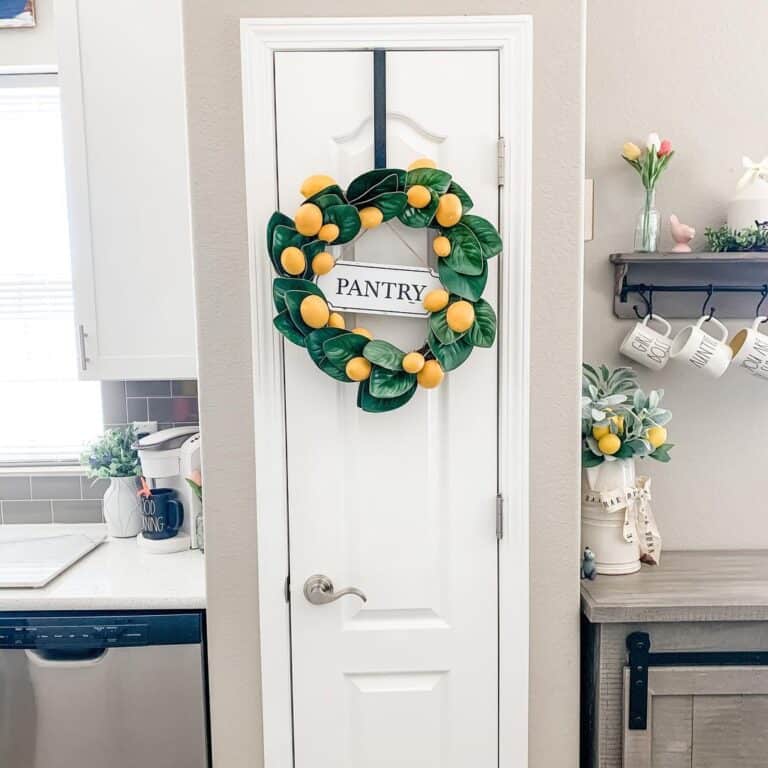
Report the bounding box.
[632,287,653,320]
[757,285,768,321]
[702,285,715,321]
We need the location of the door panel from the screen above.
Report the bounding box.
[275,49,499,768]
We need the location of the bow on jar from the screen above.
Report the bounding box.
[737,156,768,190]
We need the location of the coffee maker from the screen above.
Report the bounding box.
[136,426,202,552]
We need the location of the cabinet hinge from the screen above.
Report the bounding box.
[497,137,506,187]
[496,494,504,540]
[78,324,90,372]
[284,575,291,603]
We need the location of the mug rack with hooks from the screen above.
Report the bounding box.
[611,252,768,320]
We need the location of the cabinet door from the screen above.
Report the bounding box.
[623,666,768,767]
[56,0,196,380]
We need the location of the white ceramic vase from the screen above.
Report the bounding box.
[581,458,640,575]
[728,177,768,232]
[103,476,142,538]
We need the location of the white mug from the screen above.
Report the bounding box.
[619,314,673,370]
[670,315,733,378]
[730,316,768,379]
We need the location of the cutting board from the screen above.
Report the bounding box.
[0,533,106,588]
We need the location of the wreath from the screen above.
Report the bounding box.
[267,158,501,413]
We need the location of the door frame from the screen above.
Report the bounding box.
[240,16,532,767]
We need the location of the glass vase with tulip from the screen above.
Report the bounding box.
[622,133,674,252]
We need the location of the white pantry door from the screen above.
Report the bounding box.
[275,49,500,768]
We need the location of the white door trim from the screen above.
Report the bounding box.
[240,16,532,767]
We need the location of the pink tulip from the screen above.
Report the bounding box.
[657,139,672,157]
[188,468,202,486]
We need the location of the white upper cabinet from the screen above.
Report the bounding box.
[56,0,197,380]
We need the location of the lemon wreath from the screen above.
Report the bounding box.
[267,158,501,413]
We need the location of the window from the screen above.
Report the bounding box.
[0,75,102,464]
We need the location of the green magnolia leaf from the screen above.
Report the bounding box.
[430,307,467,345]
[405,167,452,194]
[461,215,502,258]
[284,290,315,335]
[437,259,488,302]
[300,240,329,279]
[357,379,417,413]
[270,224,305,275]
[352,173,405,206]
[323,331,369,367]
[364,191,408,221]
[445,224,484,276]
[428,332,473,372]
[267,211,294,255]
[309,192,346,212]
[399,188,439,228]
[273,310,306,347]
[447,181,473,212]
[468,298,496,347]
[347,169,406,203]
[363,340,405,371]
[306,184,347,205]
[325,204,361,244]
[305,328,351,382]
[273,277,323,313]
[369,367,416,398]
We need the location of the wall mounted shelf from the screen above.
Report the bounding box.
[611,252,768,319]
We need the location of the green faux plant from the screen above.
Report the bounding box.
[705,223,768,252]
[582,364,673,468]
[80,425,141,479]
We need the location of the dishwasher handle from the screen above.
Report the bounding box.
[25,647,108,668]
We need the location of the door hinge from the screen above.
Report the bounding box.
[496,494,504,540]
[284,575,291,603]
[497,137,506,187]
[77,324,90,372]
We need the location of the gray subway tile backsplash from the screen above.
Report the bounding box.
[2,500,53,524]
[1,379,198,525]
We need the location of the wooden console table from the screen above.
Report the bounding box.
[582,550,768,768]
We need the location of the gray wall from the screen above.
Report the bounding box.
[182,3,584,767]
[585,0,768,549]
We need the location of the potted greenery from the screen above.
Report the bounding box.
[81,426,142,538]
[581,364,673,574]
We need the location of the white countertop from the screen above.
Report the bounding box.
[0,524,205,612]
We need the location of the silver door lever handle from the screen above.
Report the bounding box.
[303,574,367,605]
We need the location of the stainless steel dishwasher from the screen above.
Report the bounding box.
[0,611,208,768]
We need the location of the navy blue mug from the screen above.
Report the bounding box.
[141,488,184,540]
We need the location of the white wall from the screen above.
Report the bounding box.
[0,0,56,67]
[182,2,585,767]
[586,0,768,549]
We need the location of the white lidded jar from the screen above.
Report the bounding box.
[102,476,142,538]
[581,458,640,575]
[728,176,768,232]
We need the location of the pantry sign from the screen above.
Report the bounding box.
[315,260,443,318]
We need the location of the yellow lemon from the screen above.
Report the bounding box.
[433,236,451,257]
[327,312,345,330]
[311,252,335,276]
[352,327,373,340]
[423,289,450,313]
[317,223,340,243]
[592,416,623,440]
[435,193,462,227]
[598,434,621,456]
[299,174,336,198]
[280,246,305,275]
[346,356,372,381]
[294,203,323,237]
[359,206,383,229]
[402,352,426,374]
[646,426,667,449]
[446,300,475,333]
[299,295,329,329]
[417,359,444,389]
[407,185,431,209]
[407,158,437,171]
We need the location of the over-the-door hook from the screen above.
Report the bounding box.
[702,285,715,321]
[757,285,768,322]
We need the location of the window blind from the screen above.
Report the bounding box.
[0,81,102,463]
